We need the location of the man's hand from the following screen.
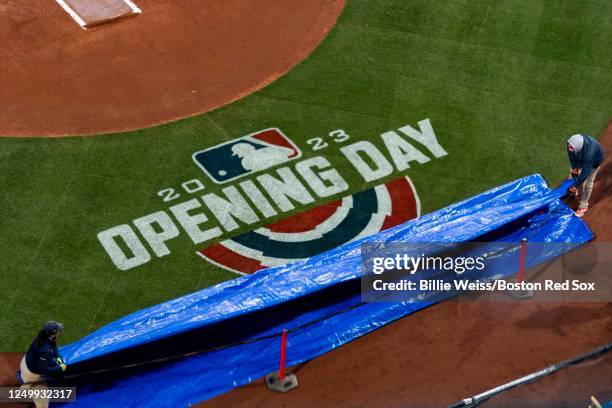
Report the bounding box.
[570,168,580,177]
[568,186,578,196]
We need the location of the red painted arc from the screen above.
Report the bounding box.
[200,245,263,274]
[266,199,343,233]
[266,177,419,235]
[381,177,419,230]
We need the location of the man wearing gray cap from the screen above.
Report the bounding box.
[19,321,67,408]
[567,134,605,217]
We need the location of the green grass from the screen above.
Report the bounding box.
[1,0,611,351]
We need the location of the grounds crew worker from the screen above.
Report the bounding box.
[567,134,605,217]
[20,321,67,408]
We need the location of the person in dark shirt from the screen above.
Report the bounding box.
[19,321,67,408]
[567,134,605,217]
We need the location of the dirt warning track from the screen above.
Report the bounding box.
[0,0,344,137]
[203,302,611,408]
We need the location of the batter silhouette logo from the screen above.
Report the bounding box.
[193,128,301,184]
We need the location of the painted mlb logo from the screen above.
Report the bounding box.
[192,128,301,183]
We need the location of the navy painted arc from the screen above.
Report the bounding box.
[232,188,380,258]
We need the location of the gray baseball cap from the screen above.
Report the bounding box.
[42,321,64,335]
[567,134,584,153]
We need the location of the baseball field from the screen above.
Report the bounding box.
[0,0,611,407]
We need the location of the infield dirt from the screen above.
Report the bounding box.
[0,0,344,136]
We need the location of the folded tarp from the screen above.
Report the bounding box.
[55,175,593,407]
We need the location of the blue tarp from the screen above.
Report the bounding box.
[55,175,593,407]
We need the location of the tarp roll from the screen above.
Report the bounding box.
[54,175,593,407]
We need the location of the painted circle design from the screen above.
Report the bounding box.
[199,176,420,274]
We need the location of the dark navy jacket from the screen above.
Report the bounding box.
[25,338,62,376]
[568,134,605,188]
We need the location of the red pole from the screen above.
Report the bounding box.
[279,329,288,380]
[517,238,527,283]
